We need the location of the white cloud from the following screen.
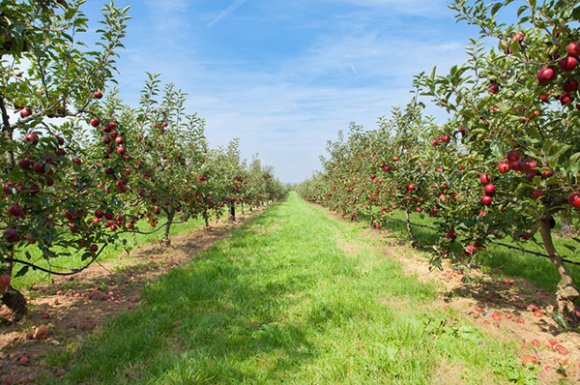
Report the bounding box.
[206,0,250,27]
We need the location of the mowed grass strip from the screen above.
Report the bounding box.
[45,193,534,385]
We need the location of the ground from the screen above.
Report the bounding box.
[0,195,578,385]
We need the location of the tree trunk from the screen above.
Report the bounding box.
[203,211,210,230]
[1,286,27,322]
[539,215,579,322]
[229,203,236,222]
[405,209,418,247]
[160,210,175,247]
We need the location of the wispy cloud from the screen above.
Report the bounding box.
[206,0,249,27]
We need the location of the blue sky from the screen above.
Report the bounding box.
[82,0,475,183]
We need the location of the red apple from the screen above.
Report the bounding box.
[33,162,45,174]
[562,79,579,93]
[481,195,492,206]
[20,107,32,118]
[464,244,475,255]
[568,41,580,57]
[115,136,124,145]
[18,157,32,170]
[513,32,524,42]
[506,150,521,162]
[488,83,499,94]
[484,184,495,196]
[560,93,573,105]
[536,66,556,85]
[441,134,451,143]
[25,132,39,144]
[89,244,99,253]
[480,173,491,185]
[3,228,20,243]
[89,118,100,127]
[560,56,577,71]
[7,204,25,218]
[569,193,580,209]
[407,184,415,192]
[531,189,544,200]
[93,89,103,99]
[116,146,126,155]
[0,274,10,290]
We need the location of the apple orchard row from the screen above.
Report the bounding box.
[298,0,579,321]
[0,1,286,318]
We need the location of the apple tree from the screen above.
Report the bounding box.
[415,0,579,320]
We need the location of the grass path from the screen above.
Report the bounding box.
[46,193,535,385]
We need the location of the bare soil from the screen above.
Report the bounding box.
[0,207,266,385]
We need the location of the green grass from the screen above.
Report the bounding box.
[43,192,535,385]
[12,214,216,290]
[378,210,579,292]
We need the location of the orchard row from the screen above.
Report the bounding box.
[0,1,286,318]
[298,0,579,323]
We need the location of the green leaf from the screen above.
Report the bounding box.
[15,266,29,277]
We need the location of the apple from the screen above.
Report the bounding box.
[18,157,32,170]
[480,173,491,185]
[392,156,399,162]
[432,138,440,146]
[484,184,495,195]
[407,184,415,192]
[108,121,118,130]
[562,79,579,93]
[536,66,556,85]
[569,193,580,209]
[162,121,168,127]
[7,204,25,218]
[559,93,573,105]
[481,195,492,206]
[0,274,10,291]
[89,244,99,253]
[560,56,577,71]
[568,41,580,57]
[531,189,544,200]
[441,134,451,143]
[25,132,39,144]
[116,146,126,155]
[27,184,40,195]
[3,228,20,243]
[93,89,103,99]
[522,159,537,172]
[110,130,118,139]
[20,107,32,118]
[72,157,82,165]
[506,150,521,162]
[33,161,45,174]
[538,94,549,102]
[115,136,124,145]
[464,244,475,255]
[513,32,524,42]
[488,83,499,94]
[89,118,100,127]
